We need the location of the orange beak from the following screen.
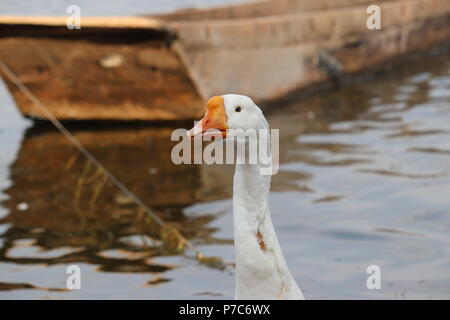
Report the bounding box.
[187,96,228,139]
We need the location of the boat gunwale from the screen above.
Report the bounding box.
[152,0,397,22]
[0,0,444,30]
[165,0,447,28]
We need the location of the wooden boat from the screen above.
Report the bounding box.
[0,0,449,121]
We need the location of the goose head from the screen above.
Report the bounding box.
[187,94,269,139]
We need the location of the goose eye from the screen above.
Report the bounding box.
[235,106,242,112]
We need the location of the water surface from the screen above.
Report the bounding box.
[1,49,450,299]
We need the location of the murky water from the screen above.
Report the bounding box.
[1,45,450,299]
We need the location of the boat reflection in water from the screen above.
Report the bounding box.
[0,123,237,296]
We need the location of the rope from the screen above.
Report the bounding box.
[0,59,200,256]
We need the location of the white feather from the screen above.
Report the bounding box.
[222,94,305,300]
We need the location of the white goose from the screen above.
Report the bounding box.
[187,94,305,300]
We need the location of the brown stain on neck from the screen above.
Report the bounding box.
[256,230,267,252]
[277,281,287,299]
